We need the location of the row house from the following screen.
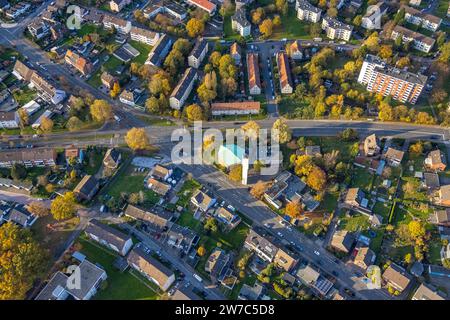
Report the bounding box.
[211,101,260,116]
[0,111,20,129]
[247,52,261,95]
[188,38,208,69]
[0,148,56,168]
[169,67,198,110]
[276,52,293,94]
[145,34,173,67]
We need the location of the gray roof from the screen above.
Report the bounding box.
[323,16,353,32]
[147,34,173,66]
[232,8,250,27]
[297,0,321,14]
[189,38,208,60]
[85,219,131,252]
[170,67,197,101]
[393,25,436,47]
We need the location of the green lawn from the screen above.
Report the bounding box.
[373,201,391,221]
[105,165,159,205]
[77,24,101,37]
[271,9,312,40]
[318,191,339,213]
[177,179,201,207]
[351,167,374,191]
[129,40,153,65]
[224,15,240,41]
[83,148,106,175]
[77,237,160,300]
[436,0,450,18]
[12,86,37,106]
[88,56,124,88]
[340,213,371,232]
[137,116,176,126]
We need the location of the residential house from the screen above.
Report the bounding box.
[191,190,216,212]
[102,15,132,34]
[28,19,50,39]
[391,25,435,53]
[124,205,173,233]
[230,42,242,65]
[215,207,241,230]
[231,8,251,37]
[276,52,293,94]
[145,34,173,67]
[430,208,450,227]
[0,111,20,129]
[32,110,53,129]
[409,0,421,6]
[119,88,143,107]
[166,224,199,254]
[205,247,231,278]
[322,16,353,41]
[187,0,216,14]
[353,247,376,270]
[244,228,278,262]
[188,38,208,69]
[382,263,412,292]
[425,150,447,171]
[211,101,260,116]
[143,1,188,20]
[289,40,303,60]
[238,282,264,300]
[109,0,131,12]
[344,188,365,207]
[73,175,99,201]
[264,171,307,209]
[35,260,107,300]
[401,5,442,32]
[150,164,173,181]
[65,50,93,76]
[85,219,133,256]
[363,134,380,156]
[423,172,440,190]
[130,26,160,46]
[274,248,298,272]
[361,2,389,29]
[171,287,201,300]
[438,185,450,207]
[330,230,354,254]
[169,67,198,109]
[296,264,334,296]
[0,148,56,168]
[296,0,322,23]
[3,206,37,228]
[147,177,171,196]
[103,148,121,170]
[412,283,446,300]
[0,178,34,193]
[247,52,261,95]
[127,246,175,291]
[101,72,118,90]
[383,147,405,167]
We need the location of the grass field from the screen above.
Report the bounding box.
[77,237,160,300]
[340,213,371,232]
[351,167,374,191]
[12,86,37,106]
[129,40,153,65]
[271,9,312,40]
[88,56,124,88]
[223,15,241,41]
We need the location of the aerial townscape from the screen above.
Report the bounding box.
[0,0,450,304]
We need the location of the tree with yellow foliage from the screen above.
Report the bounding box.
[241,120,260,140]
[186,18,205,38]
[90,99,113,122]
[0,222,47,300]
[259,19,273,38]
[40,117,54,133]
[185,104,203,121]
[50,191,77,220]
[285,200,303,219]
[125,127,151,151]
[110,82,121,98]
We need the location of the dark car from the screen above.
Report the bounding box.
[332,270,339,277]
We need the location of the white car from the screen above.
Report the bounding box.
[314,250,320,256]
[277,232,283,238]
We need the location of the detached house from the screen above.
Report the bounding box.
[353,247,376,270]
[188,38,208,69]
[103,148,121,170]
[330,230,354,254]
[430,208,450,227]
[382,263,412,293]
[65,50,93,76]
[363,134,380,156]
[383,147,405,167]
[101,72,117,90]
[425,150,447,172]
[276,52,293,94]
[344,188,365,208]
[127,246,175,291]
[28,19,50,39]
[150,164,172,181]
[438,185,450,207]
[191,190,216,212]
[412,283,446,300]
[85,219,133,256]
[109,0,131,12]
[247,52,261,95]
[289,40,303,60]
[74,175,99,201]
